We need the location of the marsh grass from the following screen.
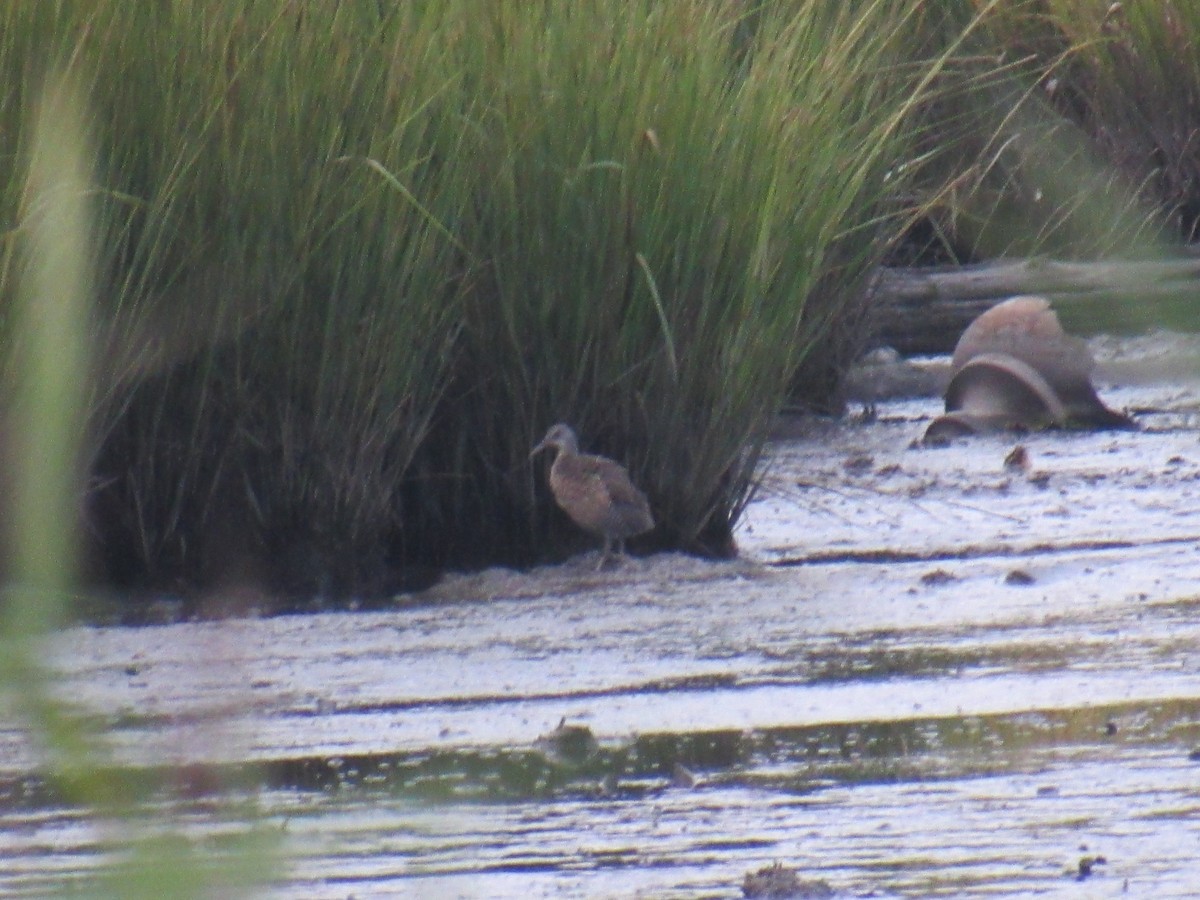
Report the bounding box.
[5,3,474,594]
[1025,0,1200,244]
[908,0,1198,264]
[417,0,947,559]
[28,0,1198,589]
[1,1,961,587]
[8,0,1193,590]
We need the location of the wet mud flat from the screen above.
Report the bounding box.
[2,337,1200,896]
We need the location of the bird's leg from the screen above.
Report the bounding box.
[596,537,612,571]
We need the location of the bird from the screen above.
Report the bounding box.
[530,423,654,569]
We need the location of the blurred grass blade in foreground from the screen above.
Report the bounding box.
[5,71,91,621]
[0,68,121,806]
[2,72,282,897]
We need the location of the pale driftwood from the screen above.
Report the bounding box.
[871,256,1200,354]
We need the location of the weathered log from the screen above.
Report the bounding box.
[872,256,1200,355]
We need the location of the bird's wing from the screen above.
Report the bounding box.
[585,457,650,516]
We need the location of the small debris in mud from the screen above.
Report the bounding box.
[1076,855,1107,880]
[170,761,226,799]
[1105,720,1118,736]
[839,732,860,759]
[842,453,874,473]
[741,862,834,898]
[1005,569,1036,586]
[1036,785,1059,796]
[141,598,187,626]
[592,773,619,797]
[920,568,958,586]
[843,345,943,402]
[671,762,700,788]
[1188,747,1200,762]
[1029,472,1052,489]
[1003,445,1030,472]
[534,718,599,767]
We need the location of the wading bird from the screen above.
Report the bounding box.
[531,423,654,569]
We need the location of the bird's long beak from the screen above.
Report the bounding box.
[530,439,548,459]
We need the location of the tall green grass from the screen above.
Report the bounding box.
[385,0,945,562]
[1020,0,1200,244]
[3,1,958,593]
[908,0,1198,263]
[5,3,474,594]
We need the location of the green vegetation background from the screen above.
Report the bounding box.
[2,0,1197,605]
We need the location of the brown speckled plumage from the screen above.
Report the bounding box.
[531,424,654,568]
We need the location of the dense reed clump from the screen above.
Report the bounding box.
[2,1,945,600]
[91,4,476,597]
[999,0,1200,244]
[411,0,937,563]
[4,3,474,597]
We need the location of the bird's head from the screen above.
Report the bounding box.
[531,422,579,458]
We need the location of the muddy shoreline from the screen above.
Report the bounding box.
[3,332,1199,896]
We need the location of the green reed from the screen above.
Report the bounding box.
[2,1,964,585]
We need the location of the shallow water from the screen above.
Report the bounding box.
[2,339,1200,897]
